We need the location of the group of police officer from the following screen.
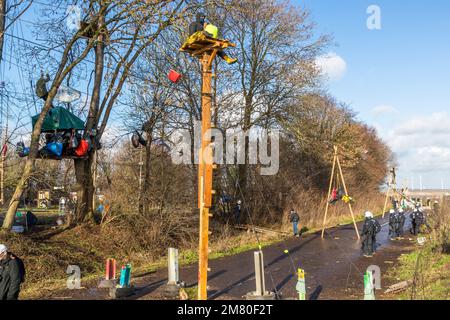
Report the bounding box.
[361,201,428,258]
[388,203,426,240]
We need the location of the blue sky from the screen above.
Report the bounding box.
[296,0,450,189]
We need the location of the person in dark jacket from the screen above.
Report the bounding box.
[388,209,398,240]
[188,13,237,65]
[397,208,406,238]
[189,12,206,36]
[361,212,381,257]
[410,209,421,235]
[233,200,242,224]
[35,72,51,102]
[0,244,25,300]
[289,209,300,237]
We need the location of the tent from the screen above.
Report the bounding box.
[32,107,85,132]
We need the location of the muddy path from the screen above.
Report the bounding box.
[46,216,416,300]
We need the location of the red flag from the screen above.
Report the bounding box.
[1,144,7,157]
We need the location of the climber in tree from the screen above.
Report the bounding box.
[35,72,51,103]
[188,13,237,65]
[189,12,206,35]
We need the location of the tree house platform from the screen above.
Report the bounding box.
[179,32,235,58]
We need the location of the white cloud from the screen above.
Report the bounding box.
[383,112,450,177]
[315,52,347,81]
[371,104,399,116]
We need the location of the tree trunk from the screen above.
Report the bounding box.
[237,96,252,203]
[73,12,105,222]
[0,0,6,64]
[2,159,33,229]
[139,133,153,215]
[73,155,95,224]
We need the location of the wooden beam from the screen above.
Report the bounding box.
[321,146,338,238]
[198,51,214,301]
[382,185,391,219]
[336,155,360,240]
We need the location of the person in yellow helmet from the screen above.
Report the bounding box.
[188,13,237,65]
[203,22,237,65]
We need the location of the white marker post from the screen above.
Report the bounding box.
[168,248,179,285]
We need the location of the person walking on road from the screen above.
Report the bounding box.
[361,211,381,257]
[388,209,398,240]
[289,209,300,237]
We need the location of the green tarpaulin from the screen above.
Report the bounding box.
[32,107,85,132]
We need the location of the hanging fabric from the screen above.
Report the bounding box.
[131,132,140,148]
[1,143,7,156]
[75,139,89,157]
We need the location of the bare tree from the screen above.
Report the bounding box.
[218,0,329,199]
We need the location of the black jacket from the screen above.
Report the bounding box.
[362,218,381,237]
[0,254,25,300]
[289,212,299,223]
[189,13,205,36]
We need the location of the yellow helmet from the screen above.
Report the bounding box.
[204,24,219,39]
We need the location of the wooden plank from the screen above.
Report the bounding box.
[234,224,290,235]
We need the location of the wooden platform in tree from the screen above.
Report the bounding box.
[180,32,235,58]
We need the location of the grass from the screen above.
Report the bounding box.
[386,242,450,300]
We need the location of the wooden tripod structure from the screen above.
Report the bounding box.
[180,34,236,300]
[382,167,396,218]
[321,146,360,240]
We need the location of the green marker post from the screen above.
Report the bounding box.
[296,268,306,300]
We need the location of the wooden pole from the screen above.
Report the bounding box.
[321,146,338,238]
[382,185,390,219]
[336,155,360,240]
[198,50,217,300]
[0,104,7,206]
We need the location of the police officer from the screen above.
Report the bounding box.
[410,208,420,235]
[361,211,381,257]
[388,209,398,240]
[397,208,406,238]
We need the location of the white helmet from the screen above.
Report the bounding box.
[398,208,404,213]
[364,211,373,219]
[0,244,7,256]
[389,209,395,214]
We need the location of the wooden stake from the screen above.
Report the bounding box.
[382,185,390,219]
[336,155,360,240]
[321,146,338,238]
